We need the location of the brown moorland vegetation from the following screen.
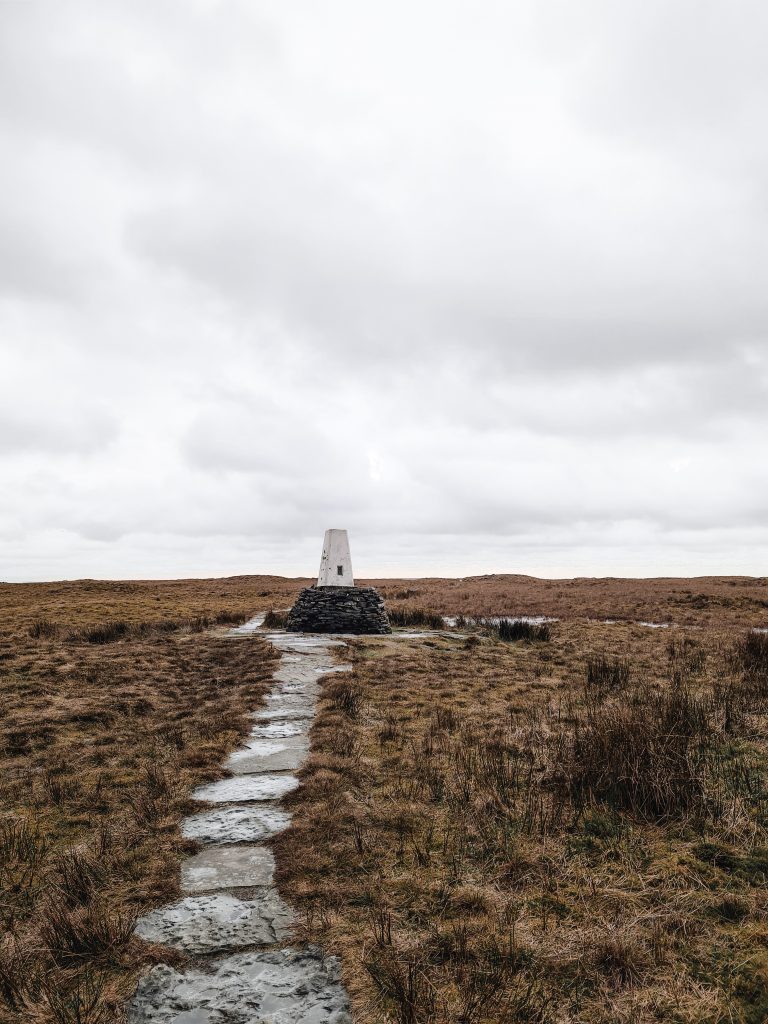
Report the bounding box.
[372,575,768,629]
[1,574,766,1023]
[0,584,280,1024]
[276,618,768,1023]
[3,571,767,633]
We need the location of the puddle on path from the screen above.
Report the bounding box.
[129,627,351,1023]
[228,613,267,635]
[443,614,557,627]
[252,705,315,721]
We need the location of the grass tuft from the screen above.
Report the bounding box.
[496,618,551,642]
[735,629,768,694]
[28,618,60,639]
[326,677,364,719]
[387,607,445,629]
[565,682,724,820]
[585,654,630,693]
[263,608,289,628]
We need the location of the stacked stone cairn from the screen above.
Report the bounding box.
[286,586,391,634]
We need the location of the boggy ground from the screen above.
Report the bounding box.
[0,586,279,1023]
[275,619,768,1024]
[372,575,768,629]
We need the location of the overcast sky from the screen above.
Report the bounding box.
[1,1,767,582]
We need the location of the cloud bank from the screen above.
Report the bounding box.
[1,0,767,580]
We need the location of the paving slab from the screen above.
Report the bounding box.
[128,947,351,1023]
[193,774,299,804]
[264,633,347,649]
[182,845,275,893]
[251,718,307,737]
[264,698,318,711]
[265,688,316,702]
[270,675,319,692]
[182,806,291,844]
[273,681,310,694]
[253,706,315,721]
[134,892,293,954]
[275,660,328,676]
[241,734,309,754]
[227,745,308,774]
[233,738,290,756]
[227,736,308,773]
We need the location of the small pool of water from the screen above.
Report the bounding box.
[229,614,266,634]
[443,615,558,627]
[599,619,673,628]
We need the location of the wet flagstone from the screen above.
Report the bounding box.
[182,805,292,844]
[128,947,351,1023]
[134,892,294,954]
[192,773,299,804]
[182,845,276,893]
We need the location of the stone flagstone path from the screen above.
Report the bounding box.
[128,617,352,1023]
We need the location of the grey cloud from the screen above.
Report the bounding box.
[2,1,768,580]
[0,408,118,456]
[552,1,768,160]
[0,3,279,173]
[0,217,78,301]
[125,155,768,378]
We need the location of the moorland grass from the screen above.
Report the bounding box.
[262,609,290,629]
[275,622,768,1024]
[2,575,768,1022]
[0,594,278,1023]
[374,575,768,628]
[387,608,446,630]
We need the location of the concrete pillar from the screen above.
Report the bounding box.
[317,529,354,587]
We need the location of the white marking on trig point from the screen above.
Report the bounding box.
[317,528,354,587]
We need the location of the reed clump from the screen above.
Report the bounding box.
[387,607,445,630]
[262,608,289,628]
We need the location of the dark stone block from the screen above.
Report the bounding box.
[286,586,391,635]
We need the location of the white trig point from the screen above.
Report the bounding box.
[317,529,354,587]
